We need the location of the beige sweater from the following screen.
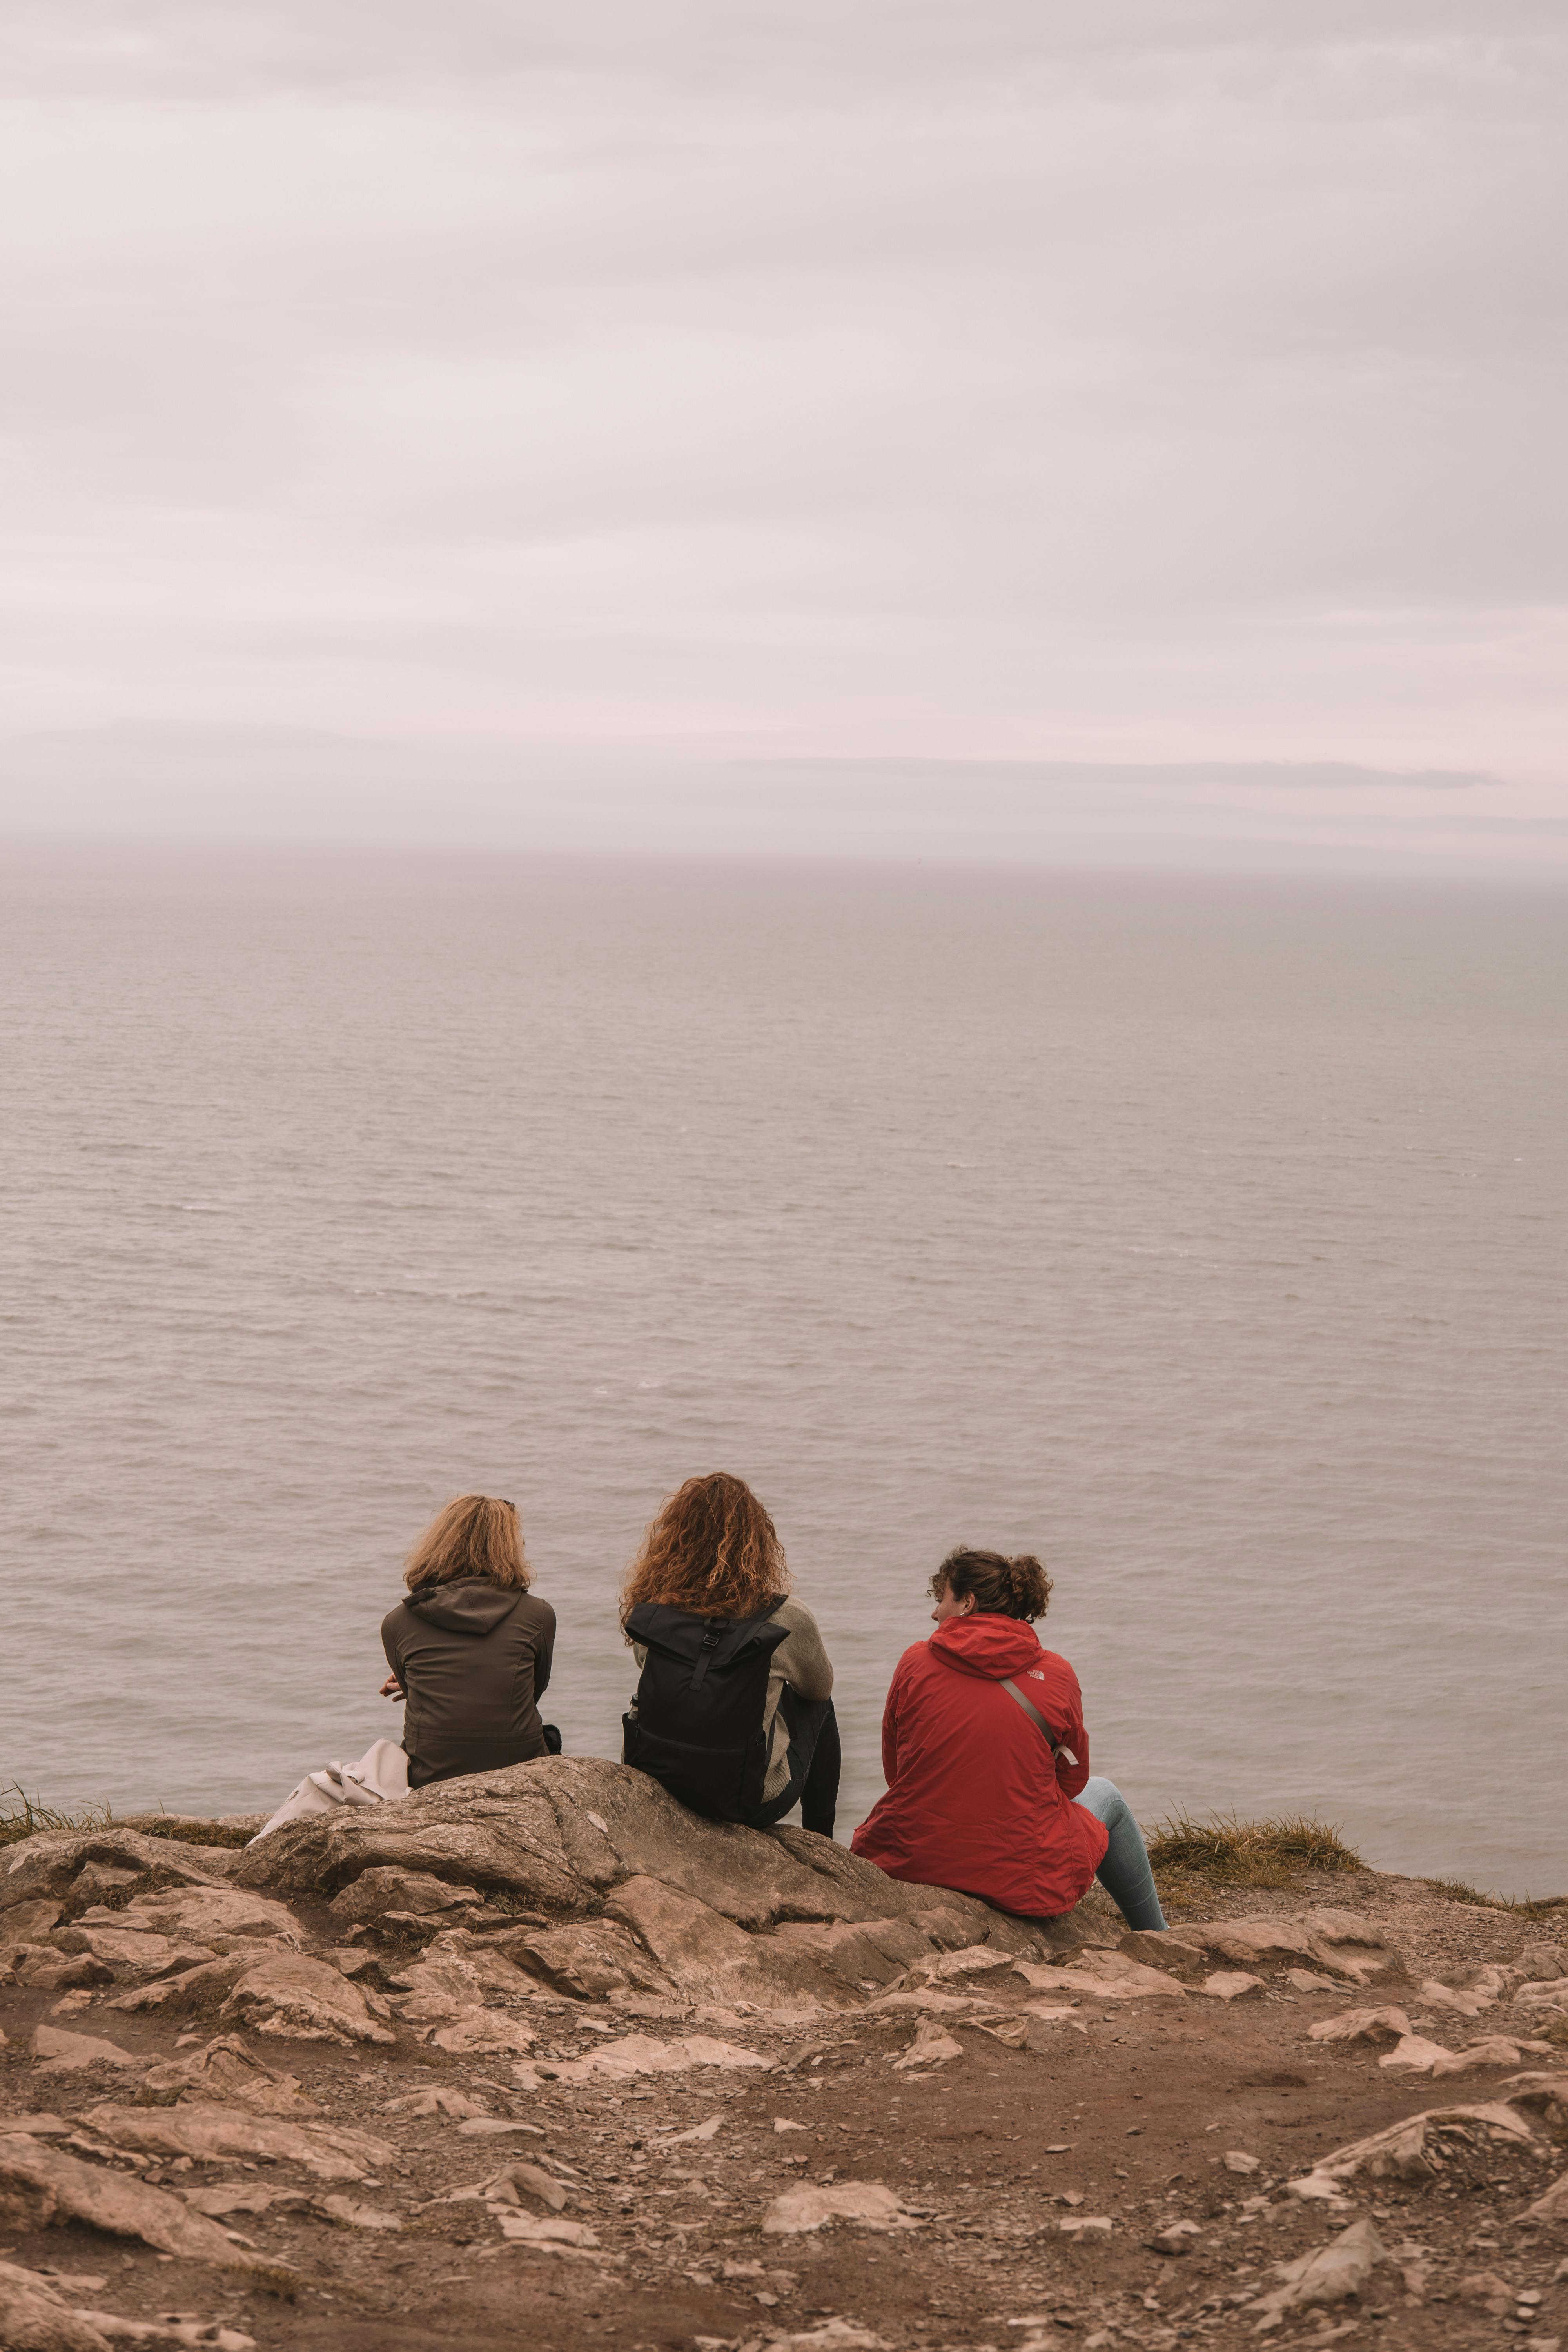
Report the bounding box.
[632,1596,834,1804]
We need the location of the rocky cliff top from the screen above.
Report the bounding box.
[1,1759,1564,2352]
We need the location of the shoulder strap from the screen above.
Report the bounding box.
[1000,1676,1062,1755]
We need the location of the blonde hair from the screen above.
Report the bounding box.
[405,1494,530,1592]
[620,1472,790,1624]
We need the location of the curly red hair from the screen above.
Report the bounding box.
[620,1472,790,1623]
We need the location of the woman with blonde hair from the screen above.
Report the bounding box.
[380,1494,559,1788]
[621,1472,838,1835]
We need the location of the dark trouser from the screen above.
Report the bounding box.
[746,1696,840,1838]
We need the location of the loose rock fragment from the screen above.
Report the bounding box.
[0,2134,273,2269]
[103,1889,302,1949]
[1201,1972,1263,2002]
[318,2194,401,2230]
[0,2257,111,2352]
[1034,1950,1186,2001]
[486,1918,673,2000]
[982,2010,1083,2051]
[1248,2216,1386,2324]
[496,2213,597,2246]
[1379,2033,1455,2072]
[328,1867,481,1924]
[486,2160,569,2210]
[32,2027,143,2073]
[604,1876,844,2010]
[892,2018,964,2069]
[1420,1969,1504,2017]
[762,2183,913,2235]
[1308,2005,1412,2045]
[517,2031,768,2085]
[1288,2098,1537,2196]
[139,2035,318,2115]
[656,2114,724,2145]
[220,1952,394,2045]
[384,2086,488,2120]
[1521,2169,1568,2225]
[1459,2267,1517,2315]
[81,2100,395,2182]
[1428,2036,1523,2076]
[178,2183,305,2219]
[426,2009,537,2056]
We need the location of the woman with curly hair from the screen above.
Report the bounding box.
[620,1472,838,1836]
[851,1546,1165,1929]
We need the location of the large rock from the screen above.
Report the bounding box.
[1288,2098,1538,2195]
[487,1918,677,2000]
[100,1887,302,1949]
[605,1876,855,2009]
[0,1835,230,1915]
[233,1757,1049,2015]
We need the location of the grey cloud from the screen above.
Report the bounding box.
[0,1,1564,866]
[747,760,1498,792]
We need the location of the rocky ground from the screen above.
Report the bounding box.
[0,1757,1565,2352]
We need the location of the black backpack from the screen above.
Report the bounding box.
[622,1599,791,1823]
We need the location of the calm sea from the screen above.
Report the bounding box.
[2,846,1564,1896]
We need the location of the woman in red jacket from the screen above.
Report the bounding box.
[851,1546,1166,1929]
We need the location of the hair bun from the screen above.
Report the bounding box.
[931,1545,1053,1622]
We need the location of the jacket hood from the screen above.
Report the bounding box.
[928,1613,1044,1680]
[402,1577,527,1636]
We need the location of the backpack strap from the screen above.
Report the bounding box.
[1000,1676,1063,1755]
[689,1620,728,1693]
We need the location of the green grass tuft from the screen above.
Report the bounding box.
[0,1786,116,1849]
[1146,1811,1367,1894]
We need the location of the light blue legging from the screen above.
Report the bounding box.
[1072,1776,1167,1931]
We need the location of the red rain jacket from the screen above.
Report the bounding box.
[850,1613,1107,1920]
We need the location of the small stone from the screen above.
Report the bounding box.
[1202,1972,1263,2002]
[1150,2220,1202,2255]
[1223,2152,1261,2175]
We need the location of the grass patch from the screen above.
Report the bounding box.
[0,1786,115,1849]
[1146,1811,1367,1898]
[0,1791,262,1851]
[1423,1875,1567,1920]
[117,1813,258,1849]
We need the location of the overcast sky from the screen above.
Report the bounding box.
[2,0,1564,870]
